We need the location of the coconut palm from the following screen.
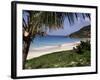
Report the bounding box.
[23,11,90,69]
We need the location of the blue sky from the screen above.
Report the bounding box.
[23,11,90,36]
[47,15,90,36]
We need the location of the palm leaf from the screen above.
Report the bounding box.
[23,11,90,37]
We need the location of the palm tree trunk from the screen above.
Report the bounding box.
[23,39,31,69]
[23,32,36,69]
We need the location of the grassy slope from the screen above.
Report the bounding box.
[25,50,90,69]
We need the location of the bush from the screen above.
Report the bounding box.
[73,40,90,54]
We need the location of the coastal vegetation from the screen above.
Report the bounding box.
[73,40,90,54]
[25,41,91,69]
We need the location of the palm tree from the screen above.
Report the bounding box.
[23,11,90,69]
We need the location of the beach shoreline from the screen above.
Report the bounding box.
[27,41,80,60]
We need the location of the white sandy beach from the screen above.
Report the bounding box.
[27,41,80,60]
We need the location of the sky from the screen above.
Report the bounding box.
[23,11,90,36]
[47,15,90,36]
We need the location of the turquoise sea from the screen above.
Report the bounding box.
[30,35,80,49]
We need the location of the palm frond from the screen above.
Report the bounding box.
[23,11,90,37]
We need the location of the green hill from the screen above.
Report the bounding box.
[69,25,91,38]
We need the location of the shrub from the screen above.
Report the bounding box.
[73,40,90,54]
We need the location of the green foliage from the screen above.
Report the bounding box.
[73,40,90,54]
[25,50,90,69]
[23,11,90,37]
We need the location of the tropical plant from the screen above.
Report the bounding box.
[73,40,90,54]
[23,11,90,69]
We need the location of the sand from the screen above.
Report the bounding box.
[27,41,80,60]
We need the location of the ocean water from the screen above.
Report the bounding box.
[30,35,80,49]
